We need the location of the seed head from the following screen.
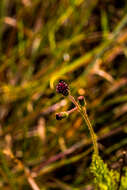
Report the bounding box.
[56,80,69,96]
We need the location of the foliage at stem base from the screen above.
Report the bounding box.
[120,168,127,190]
[90,154,119,190]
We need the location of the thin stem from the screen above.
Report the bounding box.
[67,106,77,114]
[81,108,98,155]
[69,94,98,155]
[69,94,81,111]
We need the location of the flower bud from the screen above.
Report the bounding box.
[78,96,85,106]
[56,112,69,120]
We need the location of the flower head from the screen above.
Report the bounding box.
[56,80,69,96]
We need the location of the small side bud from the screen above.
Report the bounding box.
[78,96,86,106]
[56,112,69,120]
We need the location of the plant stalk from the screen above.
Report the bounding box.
[69,94,98,155]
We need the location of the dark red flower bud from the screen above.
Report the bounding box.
[78,96,85,106]
[56,113,63,120]
[56,80,69,96]
[56,112,68,120]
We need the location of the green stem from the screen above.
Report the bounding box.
[69,94,98,155]
[81,108,98,155]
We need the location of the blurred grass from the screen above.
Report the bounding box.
[0,0,127,189]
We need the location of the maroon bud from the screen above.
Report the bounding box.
[78,96,85,106]
[56,112,68,120]
[56,80,69,96]
[56,113,62,120]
